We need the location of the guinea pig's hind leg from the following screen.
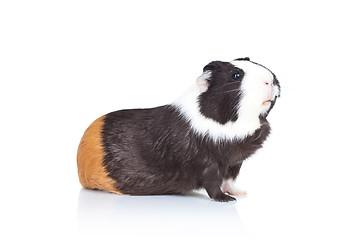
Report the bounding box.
[205,184,236,202]
[203,166,236,202]
[221,178,247,196]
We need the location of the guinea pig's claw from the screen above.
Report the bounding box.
[214,193,236,202]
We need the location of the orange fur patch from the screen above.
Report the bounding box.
[77,116,122,194]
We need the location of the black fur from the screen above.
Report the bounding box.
[199,61,245,124]
[234,57,250,61]
[101,59,280,202]
[102,107,271,202]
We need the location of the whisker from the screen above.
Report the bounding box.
[215,89,240,95]
[223,81,241,86]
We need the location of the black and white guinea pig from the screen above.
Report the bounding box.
[77,57,280,202]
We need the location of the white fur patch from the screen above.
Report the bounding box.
[173,85,261,141]
[231,60,277,116]
[172,60,278,142]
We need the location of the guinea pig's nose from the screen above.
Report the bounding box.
[264,81,272,86]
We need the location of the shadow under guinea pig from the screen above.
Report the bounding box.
[77,189,248,238]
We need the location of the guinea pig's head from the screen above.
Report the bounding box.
[196,58,280,124]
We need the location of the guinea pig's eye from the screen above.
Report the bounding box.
[232,72,241,81]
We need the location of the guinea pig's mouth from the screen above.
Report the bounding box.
[262,100,273,105]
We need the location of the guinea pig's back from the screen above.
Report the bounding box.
[77,106,199,195]
[77,115,122,194]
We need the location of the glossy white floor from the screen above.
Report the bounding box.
[1,1,359,239]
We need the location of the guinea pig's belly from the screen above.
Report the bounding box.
[107,161,200,195]
[118,177,194,195]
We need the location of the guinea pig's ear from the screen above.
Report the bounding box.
[196,62,219,93]
[203,61,220,72]
[196,70,212,93]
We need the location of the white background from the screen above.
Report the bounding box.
[1,0,359,239]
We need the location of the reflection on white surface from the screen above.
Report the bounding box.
[77,188,248,239]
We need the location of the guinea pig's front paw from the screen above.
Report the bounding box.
[230,190,247,196]
[222,187,247,196]
[221,179,247,196]
[213,192,236,202]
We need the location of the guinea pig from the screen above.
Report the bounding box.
[77,57,280,202]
